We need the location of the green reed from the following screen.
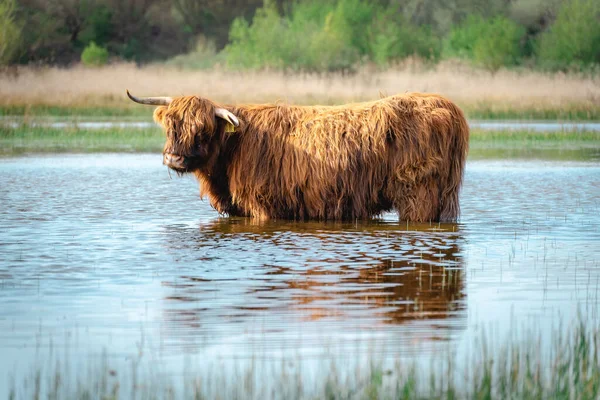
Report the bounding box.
[0,125,164,155]
[1,124,598,157]
[8,316,600,399]
[1,103,599,121]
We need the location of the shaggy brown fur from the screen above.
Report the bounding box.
[153,93,469,222]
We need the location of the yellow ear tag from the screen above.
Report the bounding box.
[225,122,236,133]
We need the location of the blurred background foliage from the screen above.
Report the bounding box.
[0,0,598,71]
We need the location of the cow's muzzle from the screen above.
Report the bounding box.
[163,153,186,170]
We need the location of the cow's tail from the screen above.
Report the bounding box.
[439,101,469,222]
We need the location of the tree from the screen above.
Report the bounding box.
[445,15,525,71]
[537,0,600,70]
[14,0,186,63]
[173,0,263,49]
[392,0,511,33]
[0,0,21,65]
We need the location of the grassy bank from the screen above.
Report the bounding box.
[0,126,163,154]
[469,129,600,160]
[1,64,599,120]
[8,319,600,399]
[0,104,153,119]
[3,103,598,121]
[1,125,599,159]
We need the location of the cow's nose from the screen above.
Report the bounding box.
[163,153,186,169]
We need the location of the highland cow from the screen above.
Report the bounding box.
[127,90,469,222]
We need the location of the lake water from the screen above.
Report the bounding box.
[0,154,599,397]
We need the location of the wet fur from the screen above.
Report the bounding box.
[154,93,469,222]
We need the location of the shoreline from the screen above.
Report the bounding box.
[2,103,599,121]
[1,125,598,159]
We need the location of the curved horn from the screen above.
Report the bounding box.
[215,108,240,127]
[126,90,172,106]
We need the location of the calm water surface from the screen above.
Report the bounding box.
[0,154,599,395]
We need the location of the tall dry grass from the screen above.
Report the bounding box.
[0,61,599,111]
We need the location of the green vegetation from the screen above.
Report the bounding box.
[469,129,600,160]
[10,0,261,64]
[537,0,600,71]
[8,318,600,399]
[2,102,599,121]
[214,0,600,72]
[371,19,440,66]
[166,37,224,70]
[2,124,598,158]
[0,125,164,155]
[445,15,525,71]
[225,0,440,71]
[5,0,600,72]
[0,0,20,65]
[463,102,600,121]
[80,41,109,67]
[0,105,153,119]
[471,129,600,145]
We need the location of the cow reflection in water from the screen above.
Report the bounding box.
[161,219,465,330]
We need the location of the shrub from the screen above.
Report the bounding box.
[287,11,358,72]
[324,0,379,57]
[0,0,21,65]
[371,15,441,66]
[225,2,288,69]
[166,36,224,69]
[445,15,525,71]
[120,38,142,62]
[444,15,486,60]
[291,2,363,71]
[224,0,445,71]
[537,0,600,70]
[224,0,378,71]
[472,17,525,71]
[79,5,113,47]
[81,41,109,66]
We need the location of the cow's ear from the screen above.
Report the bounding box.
[215,108,240,128]
[153,106,168,125]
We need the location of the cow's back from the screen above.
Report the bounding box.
[224,93,468,221]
